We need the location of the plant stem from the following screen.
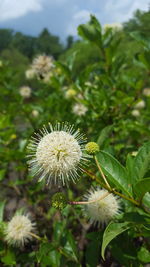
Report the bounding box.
[94,155,111,189]
[28,232,41,241]
[68,191,110,205]
[83,168,140,206]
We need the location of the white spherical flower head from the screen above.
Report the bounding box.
[134,100,145,109]
[72,103,88,116]
[19,86,31,98]
[25,69,36,79]
[28,123,87,186]
[143,88,150,97]
[131,109,140,117]
[83,188,120,226]
[5,214,35,246]
[32,54,54,78]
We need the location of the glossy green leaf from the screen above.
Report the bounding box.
[138,247,150,263]
[97,125,113,147]
[101,222,130,259]
[134,142,150,182]
[97,151,131,195]
[134,178,150,198]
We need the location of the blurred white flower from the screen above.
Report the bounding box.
[32,110,39,118]
[19,86,31,98]
[131,109,140,117]
[25,69,36,79]
[27,123,87,186]
[143,88,150,97]
[31,54,54,78]
[103,22,123,32]
[83,188,120,226]
[134,100,145,109]
[5,214,36,246]
[72,103,88,116]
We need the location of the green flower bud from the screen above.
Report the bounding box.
[85,142,99,155]
[65,89,76,98]
[51,193,67,210]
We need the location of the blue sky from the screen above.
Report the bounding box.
[0,0,149,40]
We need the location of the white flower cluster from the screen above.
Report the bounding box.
[103,23,123,32]
[131,100,145,117]
[25,54,54,80]
[27,123,87,186]
[19,86,31,98]
[5,214,36,246]
[83,188,120,226]
[72,103,88,116]
[31,54,54,79]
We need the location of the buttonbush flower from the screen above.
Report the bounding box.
[134,100,145,109]
[25,69,36,79]
[72,103,88,116]
[19,86,31,98]
[4,213,36,247]
[31,54,54,78]
[131,109,140,117]
[27,122,87,186]
[143,88,150,97]
[32,110,39,118]
[83,188,120,226]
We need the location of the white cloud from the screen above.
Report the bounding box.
[0,0,43,21]
[67,9,91,36]
[104,0,149,22]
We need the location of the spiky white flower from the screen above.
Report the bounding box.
[143,88,150,97]
[19,86,31,98]
[72,103,88,116]
[131,109,140,117]
[134,100,145,109]
[83,188,120,226]
[25,69,36,79]
[4,214,36,246]
[31,54,54,78]
[32,110,39,118]
[27,123,87,186]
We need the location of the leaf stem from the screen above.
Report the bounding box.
[83,168,140,206]
[68,191,110,205]
[94,155,111,189]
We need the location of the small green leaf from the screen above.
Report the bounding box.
[133,142,150,182]
[97,125,113,147]
[0,200,6,222]
[138,247,150,263]
[1,249,16,265]
[101,222,130,260]
[97,151,131,195]
[134,178,150,199]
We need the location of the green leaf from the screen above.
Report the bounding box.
[61,231,79,262]
[97,151,131,195]
[133,142,150,182]
[1,249,16,265]
[138,247,150,263]
[0,200,5,222]
[101,222,130,260]
[134,178,150,199]
[97,125,113,147]
[0,169,6,181]
[77,15,102,47]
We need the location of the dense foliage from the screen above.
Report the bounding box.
[0,9,150,267]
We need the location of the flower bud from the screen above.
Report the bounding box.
[51,193,67,210]
[85,142,99,155]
